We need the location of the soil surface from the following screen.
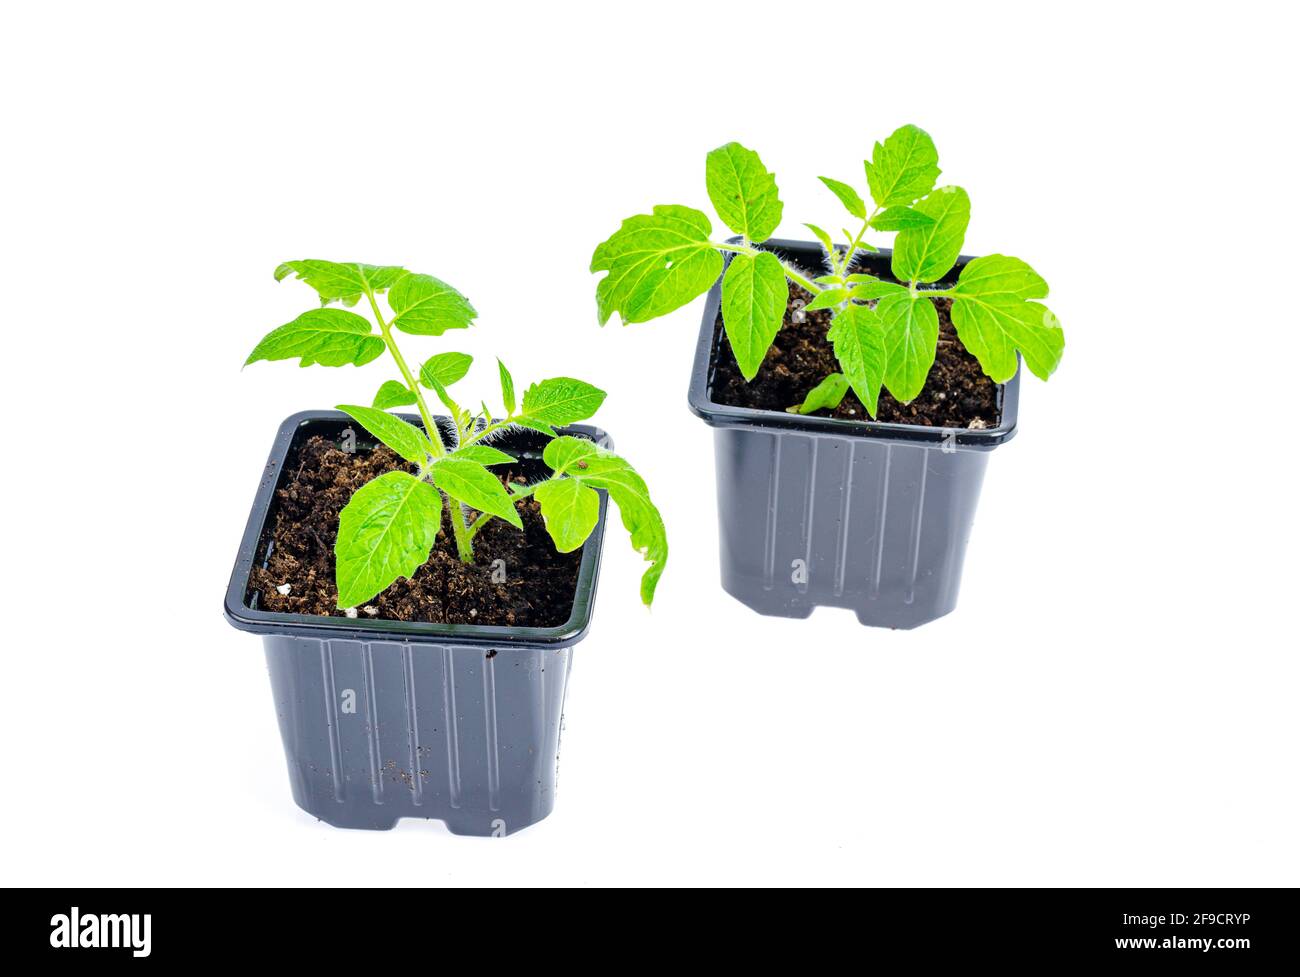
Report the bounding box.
[248,436,582,627]
[711,269,1000,429]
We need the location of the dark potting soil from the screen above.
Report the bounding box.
[711,273,1000,429]
[248,435,581,627]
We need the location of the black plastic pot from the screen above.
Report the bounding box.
[225,410,610,836]
[688,240,1020,629]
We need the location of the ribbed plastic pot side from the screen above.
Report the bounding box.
[687,240,1020,630]
[225,411,611,836]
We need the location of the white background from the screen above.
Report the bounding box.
[2,1,1297,887]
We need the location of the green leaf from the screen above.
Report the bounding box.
[423,376,457,413]
[720,251,787,381]
[804,223,834,253]
[335,471,441,608]
[827,304,887,417]
[876,292,940,403]
[788,373,849,415]
[246,308,385,368]
[336,405,434,464]
[449,444,516,466]
[949,255,1064,382]
[543,437,667,605]
[813,273,843,286]
[579,462,667,606]
[535,478,601,553]
[387,273,476,335]
[818,176,867,219]
[275,260,408,307]
[497,359,516,415]
[891,186,970,284]
[541,434,599,475]
[864,125,941,208]
[372,380,417,409]
[590,204,722,325]
[520,377,607,426]
[418,351,473,388]
[869,206,935,231]
[951,252,1049,300]
[805,287,851,311]
[431,459,523,529]
[705,141,783,242]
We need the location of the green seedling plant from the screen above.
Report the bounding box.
[591,125,1064,417]
[246,259,666,610]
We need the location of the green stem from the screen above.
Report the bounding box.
[782,261,823,296]
[465,514,490,542]
[462,416,516,447]
[365,291,444,459]
[365,289,476,562]
[450,509,474,561]
[840,210,877,274]
[465,483,542,542]
[714,241,823,295]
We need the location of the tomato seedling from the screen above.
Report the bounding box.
[247,260,666,609]
[591,125,1064,416]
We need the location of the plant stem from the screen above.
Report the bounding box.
[450,512,475,561]
[781,261,823,296]
[462,416,516,447]
[465,482,542,542]
[714,241,823,295]
[840,210,877,274]
[365,288,476,563]
[465,514,490,542]
[365,291,444,459]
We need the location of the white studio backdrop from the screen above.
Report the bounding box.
[1,1,1297,886]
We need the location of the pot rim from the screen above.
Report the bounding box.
[223,409,610,648]
[687,237,1020,450]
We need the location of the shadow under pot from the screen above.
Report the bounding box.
[224,410,610,836]
[688,239,1020,630]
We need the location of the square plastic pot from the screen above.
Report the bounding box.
[225,410,610,836]
[688,240,1020,630]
